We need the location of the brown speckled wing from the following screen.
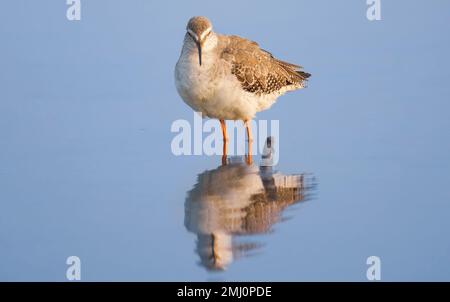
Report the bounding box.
[220,35,311,95]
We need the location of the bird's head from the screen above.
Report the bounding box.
[185,16,216,66]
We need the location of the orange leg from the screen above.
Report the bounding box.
[244,119,253,165]
[220,119,228,165]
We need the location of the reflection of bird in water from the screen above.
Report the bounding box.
[184,157,315,271]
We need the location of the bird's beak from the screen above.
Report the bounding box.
[195,40,202,66]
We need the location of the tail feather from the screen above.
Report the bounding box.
[276,59,311,85]
[297,71,311,80]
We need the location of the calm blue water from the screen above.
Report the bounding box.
[1,1,450,281]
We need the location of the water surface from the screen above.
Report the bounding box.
[0,1,450,281]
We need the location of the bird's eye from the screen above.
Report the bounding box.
[187,31,198,42]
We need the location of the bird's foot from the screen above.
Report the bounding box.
[222,154,228,166]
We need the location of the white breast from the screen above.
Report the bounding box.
[175,49,279,120]
[175,52,218,116]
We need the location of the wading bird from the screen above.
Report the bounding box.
[175,16,310,163]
